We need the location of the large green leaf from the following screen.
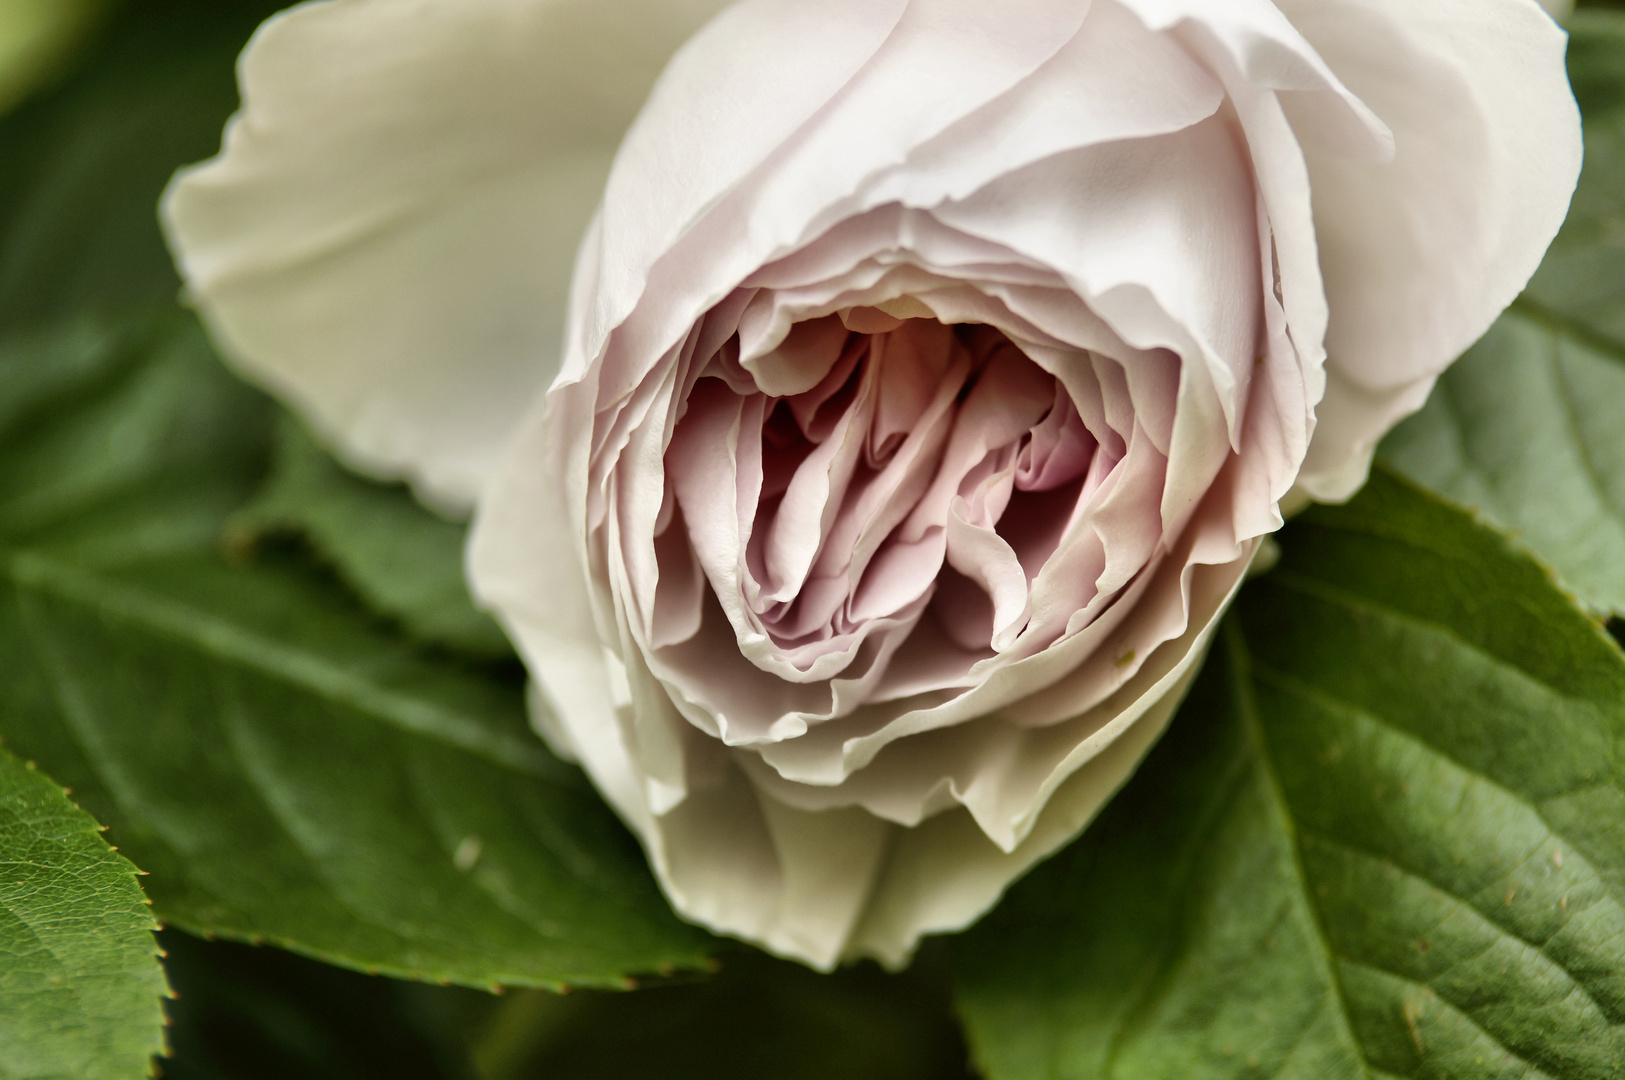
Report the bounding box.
[0,309,712,991]
[1380,308,1625,616]
[0,745,167,1080]
[953,469,1625,1079]
[153,929,977,1080]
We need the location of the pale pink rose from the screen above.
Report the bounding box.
[164,0,1580,968]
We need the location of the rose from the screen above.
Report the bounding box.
[163,0,1580,968]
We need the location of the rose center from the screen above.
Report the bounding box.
[667,314,1114,674]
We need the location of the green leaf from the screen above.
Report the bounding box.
[1380,308,1625,616]
[0,309,713,991]
[154,931,977,1080]
[0,744,167,1080]
[953,469,1625,1079]
[230,414,513,660]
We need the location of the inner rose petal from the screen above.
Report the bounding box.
[666,316,1110,683]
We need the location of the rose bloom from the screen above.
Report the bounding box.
[164,0,1580,968]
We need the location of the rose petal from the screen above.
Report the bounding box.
[163,0,734,509]
[1280,0,1581,499]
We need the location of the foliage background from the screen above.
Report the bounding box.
[2,2,1624,1078]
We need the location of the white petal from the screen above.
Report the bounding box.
[1279,0,1581,500]
[163,0,732,510]
[566,0,911,384]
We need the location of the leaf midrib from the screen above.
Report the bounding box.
[1225,619,1377,1079]
[3,546,552,776]
[1096,716,1260,1079]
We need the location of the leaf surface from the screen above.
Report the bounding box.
[0,745,167,1080]
[1380,309,1625,616]
[954,470,1625,1080]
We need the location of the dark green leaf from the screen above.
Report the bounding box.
[473,946,976,1080]
[153,932,977,1080]
[157,929,487,1080]
[0,309,713,991]
[1380,308,1625,616]
[0,744,167,1080]
[954,470,1625,1079]
[231,415,513,660]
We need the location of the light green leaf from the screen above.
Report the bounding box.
[0,309,713,991]
[953,469,1625,1080]
[0,744,167,1080]
[1380,308,1625,616]
[231,414,513,659]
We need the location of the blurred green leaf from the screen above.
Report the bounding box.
[1565,9,1625,121]
[231,414,513,660]
[954,470,1625,1079]
[0,0,282,329]
[0,0,111,118]
[0,743,167,1080]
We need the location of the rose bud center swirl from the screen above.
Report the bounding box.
[660,310,1145,748]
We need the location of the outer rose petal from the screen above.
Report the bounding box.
[161,0,733,510]
[1279,0,1581,499]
